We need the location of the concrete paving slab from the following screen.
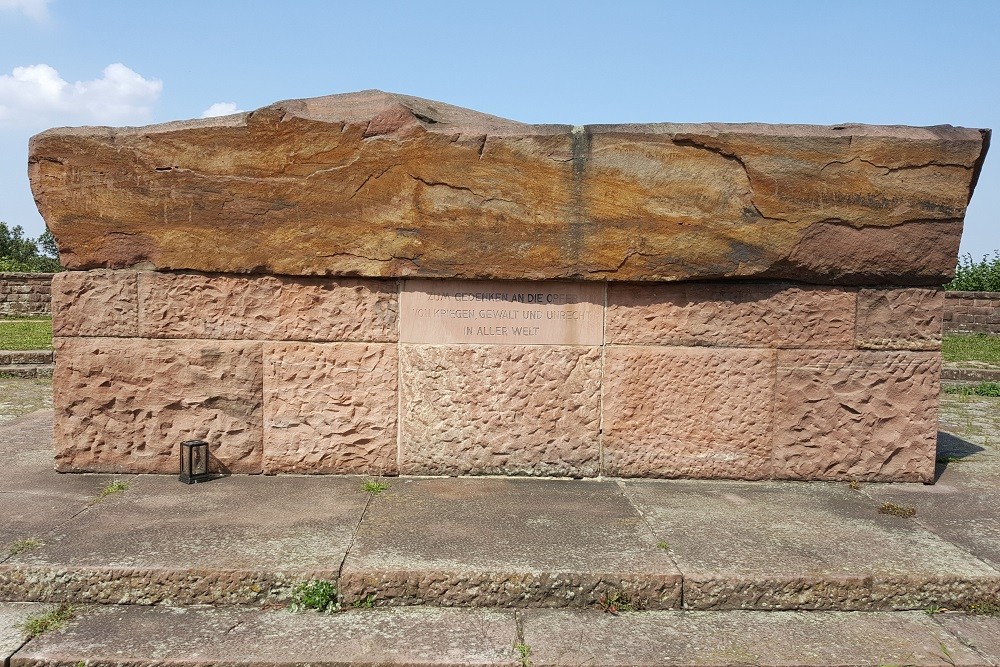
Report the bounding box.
[521,609,989,667]
[623,479,1000,610]
[0,379,51,426]
[1,474,369,605]
[860,477,1000,570]
[11,605,519,667]
[341,477,681,608]
[857,429,1000,570]
[0,409,52,455]
[1,603,49,664]
[934,614,1000,666]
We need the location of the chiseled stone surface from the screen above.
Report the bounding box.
[602,347,775,479]
[263,343,398,474]
[1,474,365,605]
[398,345,601,476]
[52,337,263,474]
[30,90,987,284]
[51,270,137,337]
[773,350,940,482]
[522,609,987,666]
[624,479,1000,611]
[139,272,397,342]
[607,281,856,348]
[856,287,945,350]
[340,477,681,608]
[934,615,1000,666]
[10,606,518,667]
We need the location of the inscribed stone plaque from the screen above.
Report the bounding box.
[400,280,604,345]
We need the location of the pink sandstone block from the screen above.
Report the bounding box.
[262,343,398,474]
[398,345,601,476]
[53,337,263,473]
[606,282,855,348]
[51,270,138,337]
[856,288,944,350]
[773,350,940,482]
[138,272,397,342]
[602,347,776,479]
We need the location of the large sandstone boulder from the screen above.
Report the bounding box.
[29,90,989,284]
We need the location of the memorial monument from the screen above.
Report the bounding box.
[28,90,990,481]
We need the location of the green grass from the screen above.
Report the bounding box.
[362,478,390,494]
[7,537,43,556]
[21,604,74,637]
[942,333,1000,365]
[0,316,52,350]
[290,580,341,613]
[943,382,1000,397]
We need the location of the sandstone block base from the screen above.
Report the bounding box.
[773,351,940,482]
[53,337,263,474]
[399,345,602,476]
[603,347,776,479]
[49,271,945,481]
[263,343,398,474]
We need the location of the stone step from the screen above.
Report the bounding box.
[0,350,53,365]
[0,364,53,378]
[2,472,998,611]
[943,366,1000,383]
[3,410,999,614]
[3,604,998,667]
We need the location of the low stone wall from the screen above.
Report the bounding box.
[53,270,942,482]
[943,291,1000,334]
[0,273,53,316]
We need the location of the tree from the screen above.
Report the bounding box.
[0,222,62,272]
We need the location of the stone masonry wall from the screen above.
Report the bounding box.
[53,270,943,482]
[0,272,53,316]
[943,291,1000,334]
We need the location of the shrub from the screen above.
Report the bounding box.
[945,251,1000,292]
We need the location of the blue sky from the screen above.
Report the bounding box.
[1,0,998,258]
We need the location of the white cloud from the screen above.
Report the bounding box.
[0,0,51,21]
[0,63,162,127]
[201,102,243,118]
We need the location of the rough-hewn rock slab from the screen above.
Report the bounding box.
[11,606,519,667]
[339,477,681,608]
[602,347,775,479]
[52,337,263,474]
[398,345,601,476]
[934,615,1000,666]
[1,474,364,605]
[773,351,940,482]
[623,480,1000,611]
[606,282,855,348]
[138,272,398,342]
[522,609,988,667]
[29,90,989,284]
[0,603,48,662]
[51,270,137,338]
[856,287,944,350]
[263,343,398,474]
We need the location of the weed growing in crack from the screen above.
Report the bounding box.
[94,479,130,503]
[7,537,43,556]
[514,642,532,667]
[597,589,641,615]
[22,604,74,637]
[362,478,390,494]
[290,580,341,613]
[966,599,1000,615]
[351,594,376,609]
[877,501,916,518]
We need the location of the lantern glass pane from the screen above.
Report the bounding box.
[192,443,207,474]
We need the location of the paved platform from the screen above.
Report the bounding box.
[1,407,998,665]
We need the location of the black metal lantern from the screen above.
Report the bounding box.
[179,439,211,484]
